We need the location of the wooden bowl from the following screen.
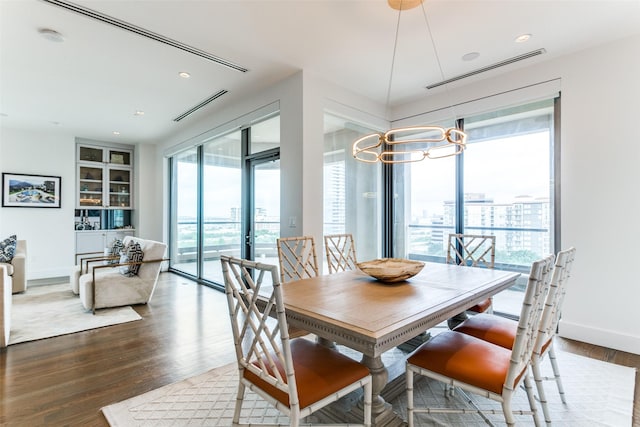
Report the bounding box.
[357,258,425,283]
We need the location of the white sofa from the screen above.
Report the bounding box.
[0,264,11,348]
[0,239,27,294]
[78,236,167,313]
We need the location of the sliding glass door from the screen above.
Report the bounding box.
[248,158,280,265]
[168,114,280,289]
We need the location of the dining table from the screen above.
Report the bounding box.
[276,261,521,426]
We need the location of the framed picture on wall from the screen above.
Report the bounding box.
[2,173,61,208]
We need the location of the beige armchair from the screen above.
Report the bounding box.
[1,264,12,348]
[71,251,117,295]
[0,240,27,294]
[78,236,167,313]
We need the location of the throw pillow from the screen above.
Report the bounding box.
[109,239,124,264]
[119,241,143,277]
[0,235,17,263]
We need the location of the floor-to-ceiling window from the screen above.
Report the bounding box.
[169,113,280,289]
[392,98,558,316]
[201,130,242,284]
[169,147,199,277]
[323,113,382,271]
[391,122,458,262]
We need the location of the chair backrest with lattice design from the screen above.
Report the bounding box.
[535,247,576,354]
[276,236,319,284]
[324,233,358,274]
[504,254,555,391]
[220,256,299,407]
[447,234,496,269]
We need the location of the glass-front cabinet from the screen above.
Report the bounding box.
[77,143,133,209]
[108,168,131,208]
[78,164,104,207]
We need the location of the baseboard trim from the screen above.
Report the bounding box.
[28,276,70,286]
[559,319,640,355]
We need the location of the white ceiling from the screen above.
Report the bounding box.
[1,0,639,145]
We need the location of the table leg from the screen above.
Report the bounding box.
[359,354,405,426]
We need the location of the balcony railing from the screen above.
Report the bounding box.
[406,223,550,275]
[172,220,279,263]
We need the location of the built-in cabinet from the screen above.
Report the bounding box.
[77,144,133,209]
[75,140,136,259]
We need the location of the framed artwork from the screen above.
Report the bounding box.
[2,173,61,208]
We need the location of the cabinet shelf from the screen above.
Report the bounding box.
[77,143,133,209]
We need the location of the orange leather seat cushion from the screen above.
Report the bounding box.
[407,331,518,395]
[243,338,370,409]
[467,297,492,313]
[454,313,554,357]
[453,313,517,349]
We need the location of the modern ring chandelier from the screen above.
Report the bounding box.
[352,0,467,164]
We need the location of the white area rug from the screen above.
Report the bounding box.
[102,350,636,426]
[9,283,141,345]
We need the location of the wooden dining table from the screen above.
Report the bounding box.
[277,261,521,426]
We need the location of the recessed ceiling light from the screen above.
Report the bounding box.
[38,28,65,43]
[134,110,145,116]
[462,52,480,61]
[113,131,120,135]
[515,33,532,43]
[178,71,191,79]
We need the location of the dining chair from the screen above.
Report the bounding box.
[446,233,496,328]
[453,247,576,424]
[220,255,372,426]
[406,254,555,427]
[447,233,496,269]
[276,236,319,283]
[324,233,358,274]
[277,235,332,341]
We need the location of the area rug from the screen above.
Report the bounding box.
[9,283,142,345]
[101,350,636,426]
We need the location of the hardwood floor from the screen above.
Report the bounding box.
[1,272,638,426]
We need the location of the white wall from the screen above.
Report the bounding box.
[393,34,640,355]
[0,128,76,279]
[134,143,162,241]
[556,35,640,354]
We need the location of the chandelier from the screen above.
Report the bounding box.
[352,0,467,164]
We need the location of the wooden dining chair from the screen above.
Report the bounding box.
[446,233,496,328]
[276,236,319,283]
[453,247,576,424]
[324,233,358,274]
[277,235,335,341]
[447,233,496,270]
[220,255,372,426]
[406,254,555,427]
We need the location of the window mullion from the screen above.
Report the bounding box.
[455,118,465,235]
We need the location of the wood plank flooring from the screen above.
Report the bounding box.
[1,272,638,426]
